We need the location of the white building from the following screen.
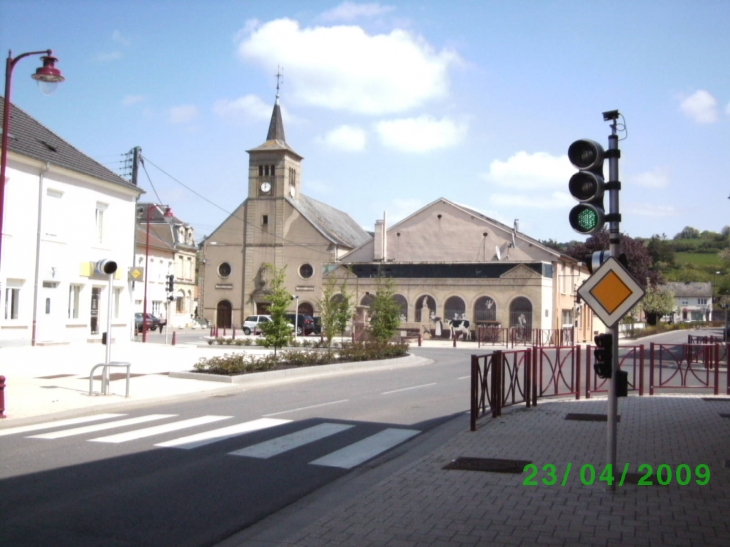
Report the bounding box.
[0,100,142,345]
[664,282,713,323]
[133,204,197,328]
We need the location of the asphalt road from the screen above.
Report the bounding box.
[0,347,475,547]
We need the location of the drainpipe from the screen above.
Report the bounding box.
[31,162,51,346]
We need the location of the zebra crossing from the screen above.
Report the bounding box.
[0,413,420,469]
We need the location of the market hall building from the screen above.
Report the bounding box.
[200,92,596,343]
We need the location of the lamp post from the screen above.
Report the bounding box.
[140,203,173,342]
[1,50,64,271]
[294,295,299,337]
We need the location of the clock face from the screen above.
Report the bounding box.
[260,182,271,193]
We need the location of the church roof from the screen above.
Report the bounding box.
[292,194,371,249]
[246,96,302,159]
[0,97,140,192]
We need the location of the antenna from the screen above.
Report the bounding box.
[275,65,283,103]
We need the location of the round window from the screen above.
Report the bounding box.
[299,263,314,279]
[218,262,232,278]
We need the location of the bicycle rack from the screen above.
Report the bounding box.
[89,362,131,397]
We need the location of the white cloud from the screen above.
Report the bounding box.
[634,168,670,189]
[623,203,678,218]
[680,90,719,124]
[320,2,395,22]
[122,95,147,106]
[213,94,271,121]
[95,51,122,62]
[112,30,131,46]
[321,124,368,151]
[481,151,573,189]
[237,18,460,115]
[168,104,199,124]
[374,115,466,152]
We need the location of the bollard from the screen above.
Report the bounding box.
[223,327,227,337]
[0,375,6,418]
[210,326,214,337]
[418,333,422,347]
[172,331,177,346]
[453,334,457,348]
[232,326,236,340]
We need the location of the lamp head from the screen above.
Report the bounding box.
[31,54,65,95]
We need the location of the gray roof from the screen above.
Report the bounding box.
[664,282,713,298]
[292,194,371,249]
[267,101,285,142]
[1,98,140,192]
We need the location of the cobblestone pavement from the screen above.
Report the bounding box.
[232,395,730,547]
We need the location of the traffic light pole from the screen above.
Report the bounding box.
[606,117,620,492]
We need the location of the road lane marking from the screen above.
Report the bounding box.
[457,376,470,380]
[89,416,232,443]
[229,423,354,459]
[310,428,420,469]
[0,414,126,437]
[155,418,291,449]
[29,415,175,439]
[263,399,349,417]
[381,383,436,395]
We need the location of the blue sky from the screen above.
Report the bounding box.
[2,0,729,245]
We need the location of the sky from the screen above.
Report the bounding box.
[2,0,730,246]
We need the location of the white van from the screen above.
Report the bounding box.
[242,315,271,335]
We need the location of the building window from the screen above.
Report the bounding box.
[259,165,263,177]
[68,284,82,319]
[176,295,184,314]
[114,288,122,319]
[44,189,64,239]
[218,262,232,278]
[299,263,314,279]
[95,202,108,244]
[698,298,707,305]
[262,215,268,225]
[5,287,20,319]
[152,301,162,316]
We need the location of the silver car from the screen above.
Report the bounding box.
[242,315,271,335]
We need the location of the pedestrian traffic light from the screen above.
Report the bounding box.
[594,333,613,379]
[568,139,606,235]
[166,274,174,293]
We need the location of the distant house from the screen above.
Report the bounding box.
[0,99,142,345]
[664,282,713,322]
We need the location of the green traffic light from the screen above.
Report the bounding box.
[569,204,604,234]
[577,208,598,230]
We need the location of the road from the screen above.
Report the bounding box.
[0,347,474,547]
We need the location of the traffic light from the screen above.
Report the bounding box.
[568,139,606,234]
[594,333,613,379]
[166,274,175,293]
[95,259,118,275]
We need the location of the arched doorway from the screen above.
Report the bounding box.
[216,300,232,329]
[509,297,533,328]
[298,301,314,316]
[415,295,435,322]
[360,293,375,308]
[444,296,466,321]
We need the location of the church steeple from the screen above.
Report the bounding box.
[266,68,286,142]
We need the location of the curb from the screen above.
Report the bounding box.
[170,354,431,384]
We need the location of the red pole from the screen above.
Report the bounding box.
[172,331,177,346]
[232,326,236,340]
[0,375,6,418]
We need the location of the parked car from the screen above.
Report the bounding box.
[284,313,315,336]
[242,315,271,335]
[134,313,160,332]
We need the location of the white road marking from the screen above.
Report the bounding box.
[29,415,175,439]
[229,423,353,459]
[0,414,125,437]
[155,418,291,449]
[458,376,470,380]
[89,416,232,443]
[263,399,349,417]
[310,428,420,469]
[381,383,436,395]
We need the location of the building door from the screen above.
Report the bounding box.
[39,281,63,341]
[90,287,101,334]
[256,302,270,314]
[216,300,232,328]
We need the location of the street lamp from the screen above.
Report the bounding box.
[294,295,299,337]
[0,49,64,271]
[139,203,173,342]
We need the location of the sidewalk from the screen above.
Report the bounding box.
[2,338,729,546]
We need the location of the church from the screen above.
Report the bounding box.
[201,91,598,343]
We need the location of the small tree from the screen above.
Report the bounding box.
[317,276,353,347]
[369,276,401,342]
[639,285,676,326]
[258,263,292,355]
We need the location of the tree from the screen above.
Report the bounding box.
[258,263,292,355]
[646,234,675,269]
[317,276,353,347]
[565,229,661,288]
[369,276,401,342]
[640,285,676,326]
[674,226,700,240]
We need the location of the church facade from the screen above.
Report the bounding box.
[201,93,598,342]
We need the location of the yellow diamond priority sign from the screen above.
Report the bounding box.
[577,257,645,327]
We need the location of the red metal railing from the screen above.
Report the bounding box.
[649,343,726,395]
[476,327,574,348]
[585,344,644,398]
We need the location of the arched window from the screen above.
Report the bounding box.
[444,296,466,321]
[394,294,408,321]
[509,297,533,328]
[360,293,375,308]
[298,301,314,316]
[415,295,435,322]
[474,296,497,323]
